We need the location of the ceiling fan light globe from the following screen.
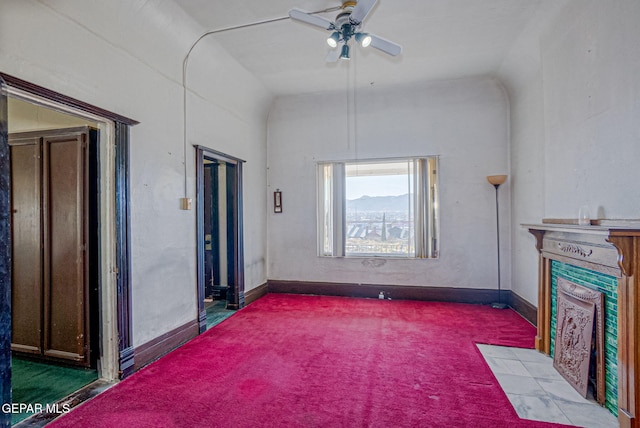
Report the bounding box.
[327,31,340,48]
[340,44,350,60]
[357,33,372,47]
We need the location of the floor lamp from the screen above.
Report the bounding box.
[487,175,508,309]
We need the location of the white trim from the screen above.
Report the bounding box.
[317,154,441,165]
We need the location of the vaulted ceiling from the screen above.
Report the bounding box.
[173,0,546,96]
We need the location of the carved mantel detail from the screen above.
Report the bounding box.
[558,242,592,258]
[525,220,640,428]
[608,235,634,277]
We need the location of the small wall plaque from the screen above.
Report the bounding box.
[274,189,282,213]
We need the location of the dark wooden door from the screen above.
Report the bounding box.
[10,127,92,367]
[10,136,43,355]
[43,132,88,363]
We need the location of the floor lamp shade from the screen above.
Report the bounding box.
[487,174,507,187]
[487,174,507,309]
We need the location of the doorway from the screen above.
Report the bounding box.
[0,73,136,426]
[7,102,103,426]
[196,147,245,333]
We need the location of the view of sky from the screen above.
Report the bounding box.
[346,175,410,200]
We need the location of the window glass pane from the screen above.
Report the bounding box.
[345,161,414,257]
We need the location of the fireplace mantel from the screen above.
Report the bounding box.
[525,220,640,428]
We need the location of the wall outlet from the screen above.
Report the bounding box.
[378,291,384,299]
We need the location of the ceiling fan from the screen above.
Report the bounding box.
[289,0,402,61]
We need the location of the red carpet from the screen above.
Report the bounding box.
[50,294,571,427]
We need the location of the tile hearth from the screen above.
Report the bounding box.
[477,344,618,428]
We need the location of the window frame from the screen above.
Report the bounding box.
[317,156,439,259]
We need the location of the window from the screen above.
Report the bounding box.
[318,157,439,258]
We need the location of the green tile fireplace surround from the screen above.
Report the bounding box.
[525,220,640,426]
[550,260,618,414]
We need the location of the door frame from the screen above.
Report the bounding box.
[0,75,11,428]
[195,145,245,333]
[0,72,138,391]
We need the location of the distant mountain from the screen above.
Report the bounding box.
[347,194,410,212]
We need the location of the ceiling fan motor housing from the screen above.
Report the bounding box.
[336,2,360,41]
[342,1,358,9]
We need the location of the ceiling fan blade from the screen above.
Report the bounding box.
[326,45,342,63]
[349,0,378,25]
[369,34,402,56]
[289,8,334,30]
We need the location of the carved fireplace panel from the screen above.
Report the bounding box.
[554,277,605,403]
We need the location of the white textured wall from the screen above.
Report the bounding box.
[540,1,640,218]
[0,0,271,346]
[267,77,510,290]
[500,0,640,305]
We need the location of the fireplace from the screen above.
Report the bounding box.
[526,220,640,428]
